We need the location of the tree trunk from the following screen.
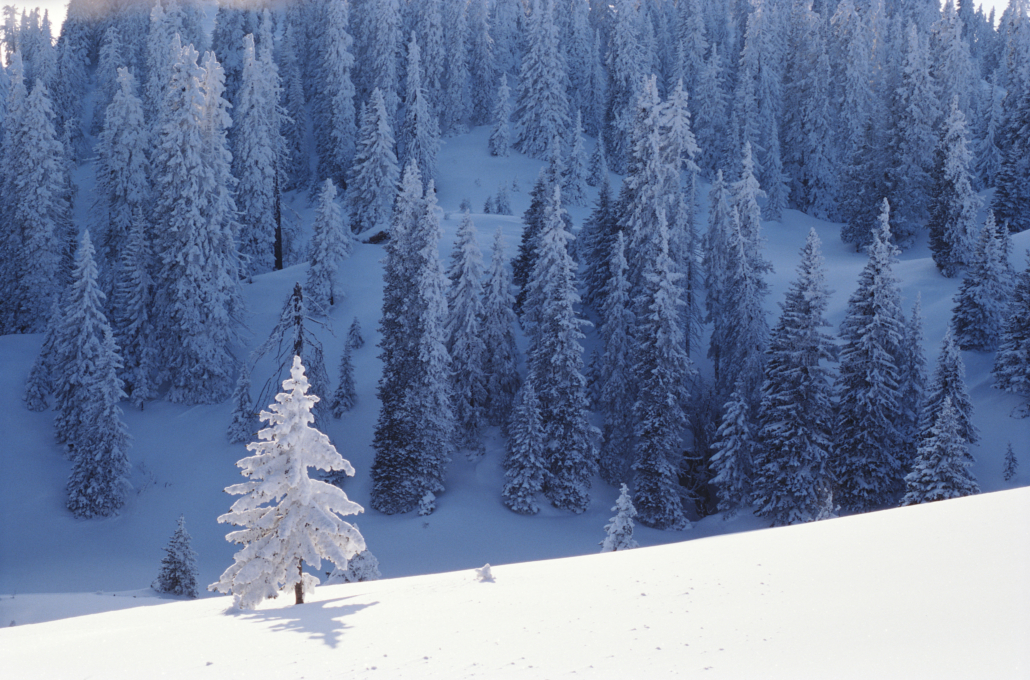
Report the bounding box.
[295,560,304,605]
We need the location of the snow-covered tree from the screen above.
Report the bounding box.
[313,0,357,184]
[440,0,471,134]
[563,110,588,206]
[709,383,754,518]
[277,17,309,191]
[832,201,907,512]
[480,229,521,429]
[152,515,199,598]
[512,0,570,158]
[587,127,609,187]
[306,179,352,316]
[897,295,929,470]
[502,378,546,515]
[330,342,357,417]
[993,252,1030,397]
[929,96,981,277]
[399,31,440,184]
[489,74,512,157]
[513,139,568,311]
[694,43,729,177]
[446,210,487,458]
[210,356,367,608]
[922,330,979,451]
[600,484,639,552]
[347,316,364,351]
[349,89,400,235]
[92,25,124,136]
[1003,442,1018,481]
[951,212,1011,351]
[753,230,836,526]
[355,0,401,119]
[901,396,980,506]
[58,231,132,519]
[227,363,258,445]
[326,550,382,583]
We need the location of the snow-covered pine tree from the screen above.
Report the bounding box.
[354,0,401,120]
[313,0,357,185]
[1003,442,1018,481]
[929,96,981,278]
[399,31,440,184]
[752,229,837,526]
[489,74,512,157]
[600,484,639,552]
[210,356,367,608]
[446,210,487,458]
[993,252,1030,397]
[512,139,568,311]
[480,228,521,429]
[563,110,588,206]
[326,549,382,583]
[523,184,596,513]
[922,330,979,451]
[512,0,570,159]
[901,396,980,506]
[234,30,285,276]
[951,211,1011,351]
[596,231,636,486]
[306,179,351,316]
[709,383,754,518]
[440,0,471,134]
[349,88,400,235]
[144,0,179,122]
[227,362,258,445]
[277,16,309,191]
[152,515,199,598]
[694,43,729,178]
[23,299,61,412]
[604,0,646,172]
[502,378,546,515]
[587,127,609,187]
[330,342,357,417]
[897,295,929,471]
[580,173,618,311]
[110,212,156,409]
[832,200,907,512]
[59,231,132,519]
[347,316,364,351]
[92,25,124,136]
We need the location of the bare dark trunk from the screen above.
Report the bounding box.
[295,560,304,605]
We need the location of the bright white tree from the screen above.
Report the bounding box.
[600,484,639,552]
[152,514,199,598]
[211,356,366,608]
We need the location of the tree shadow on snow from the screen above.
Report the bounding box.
[230,595,378,648]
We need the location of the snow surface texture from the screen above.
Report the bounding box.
[0,126,1028,634]
[2,488,1027,679]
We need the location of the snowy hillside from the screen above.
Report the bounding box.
[3,486,1028,679]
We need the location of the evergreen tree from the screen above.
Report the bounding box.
[441,0,471,134]
[489,74,512,157]
[512,139,568,311]
[306,179,352,316]
[513,0,570,159]
[227,363,258,445]
[326,550,382,583]
[605,0,646,172]
[59,231,132,519]
[347,316,364,350]
[1003,442,1018,481]
[399,32,440,184]
[92,25,124,136]
[993,252,1030,397]
[23,299,61,412]
[929,96,981,277]
[833,200,907,512]
[110,212,156,409]
[480,229,521,429]
[600,484,639,552]
[587,128,609,187]
[355,0,401,119]
[952,212,1011,351]
[897,295,929,470]
[922,330,979,450]
[694,43,729,177]
[901,397,980,505]
[446,211,487,458]
[709,383,754,518]
[466,0,495,126]
[210,356,367,609]
[152,515,199,598]
[523,185,596,513]
[580,174,618,310]
[563,110,588,207]
[349,89,400,235]
[502,379,546,515]
[314,0,357,184]
[277,18,309,191]
[330,343,357,417]
[753,230,837,526]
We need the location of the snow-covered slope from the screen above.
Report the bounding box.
[3,487,1028,679]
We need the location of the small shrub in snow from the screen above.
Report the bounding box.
[152,515,199,598]
[326,550,382,584]
[475,564,494,582]
[600,485,639,553]
[418,491,436,517]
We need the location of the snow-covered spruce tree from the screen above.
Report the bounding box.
[277,17,309,191]
[92,25,124,137]
[752,229,837,526]
[330,342,357,418]
[252,283,332,426]
[446,210,487,458]
[596,232,636,486]
[210,356,367,608]
[313,0,357,185]
[326,549,382,583]
[631,213,693,531]
[580,173,618,311]
[227,363,258,445]
[144,0,179,122]
[488,74,511,157]
[399,31,440,185]
[900,396,980,506]
[992,26,1030,234]
[502,378,546,515]
[951,212,1011,352]
[234,31,285,277]
[702,170,736,391]
[441,0,471,134]
[929,96,981,278]
[604,0,646,172]
[480,228,521,429]
[371,165,453,514]
[110,212,156,409]
[306,179,352,316]
[354,0,401,119]
[23,300,61,412]
[152,514,199,598]
[897,295,929,470]
[349,89,400,235]
[93,67,149,302]
[60,231,132,519]
[587,127,609,187]
[600,484,639,552]
[347,316,364,351]
[563,110,588,207]
[694,43,729,178]
[1003,442,1018,481]
[993,252,1030,397]
[922,330,979,452]
[709,383,754,518]
[523,184,596,513]
[832,200,907,512]
[512,0,570,159]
